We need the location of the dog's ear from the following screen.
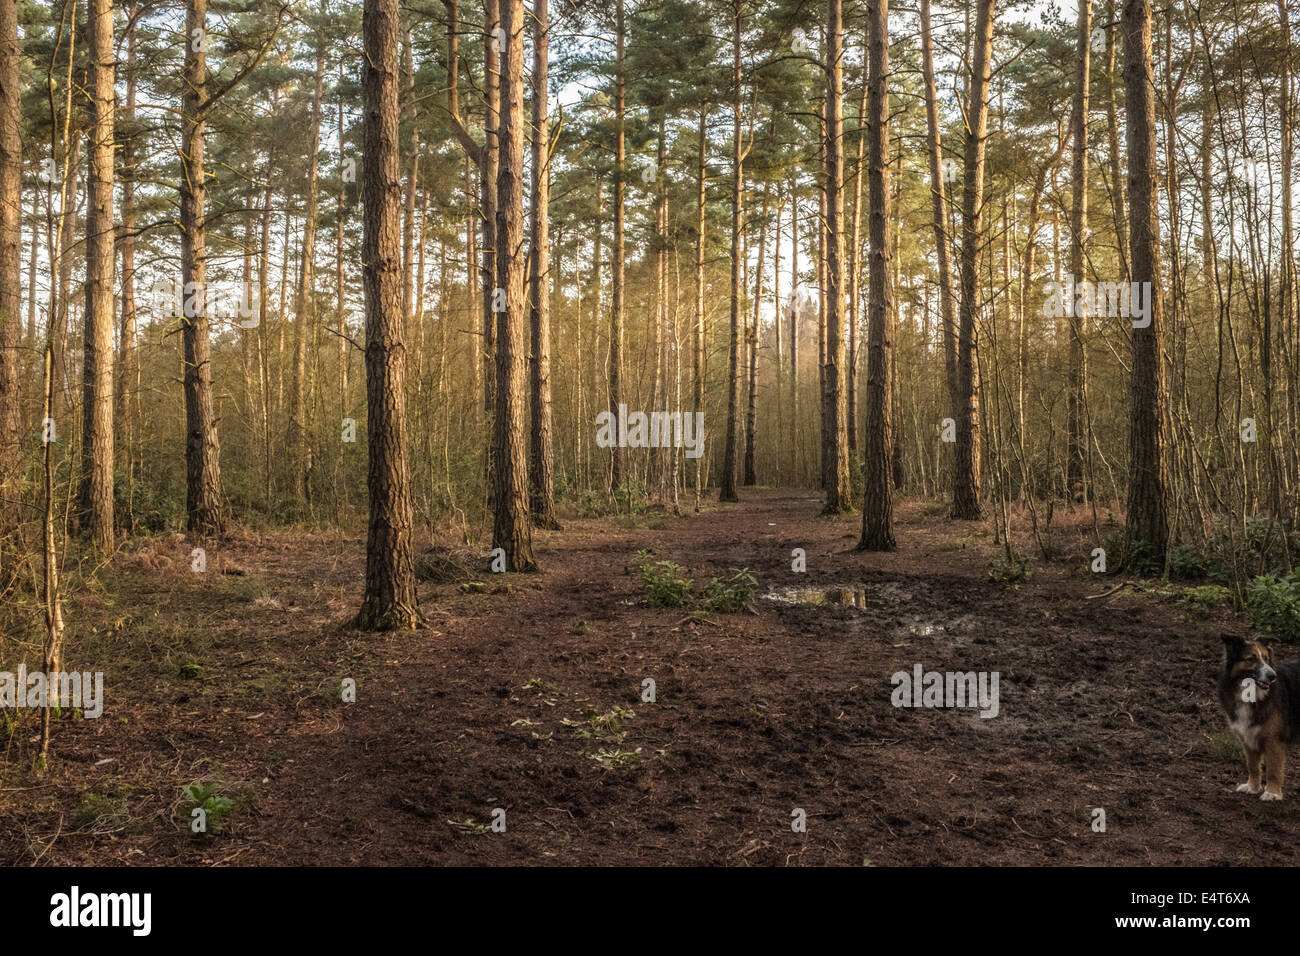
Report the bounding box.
[1221,632,1247,658]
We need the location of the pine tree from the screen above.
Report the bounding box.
[356,0,420,630]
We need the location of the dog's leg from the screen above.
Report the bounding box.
[1237,747,1263,794]
[1262,739,1286,800]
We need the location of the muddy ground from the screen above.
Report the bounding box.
[1,489,1294,866]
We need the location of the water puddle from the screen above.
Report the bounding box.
[763,584,875,609]
[763,583,951,639]
[904,623,939,637]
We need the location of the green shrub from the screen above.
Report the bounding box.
[700,568,757,613]
[635,551,692,607]
[1243,514,1288,563]
[1178,584,1232,614]
[182,782,234,835]
[73,790,130,831]
[1125,539,1162,577]
[1246,572,1300,642]
[988,552,1029,588]
[1169,546,1209,581]
[611,480,650,515]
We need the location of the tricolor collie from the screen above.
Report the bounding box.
[1219,632,1300,800]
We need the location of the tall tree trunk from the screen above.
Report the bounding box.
[921,0,959,415]
[119,3,140,531]
[401,23,417,344]
[78,0,115,550]
[47,13,77,427]
[259,184,273,506]
[653,115,669,499]
[181,0,227,534]
[817,92,829,492]
[357,0,419,629]
[848,78,867,453]
[1067,0,1091,504]
[1122,0,1169,560]
[464,154,477,404]
[1279,0,1296,501]
[791,189,800,481]
[773,184,784,481]
[482,0,500,414]
[51,138,79,426]
[528,0,559,529]
[39,342,63,762]
[291,25,326,507]
[1105,0,1128,281]
[492,0,536,569]
[338,64,349,413]
[822,0,852,512]
[0,0,19,494]
[610,0,627,496]
[720,0,743,502]
[952,0,993,520]
[693,107,708,509]
[440,0,490,413]
[744,185,765,486]
[859,0,894,549]
[26,189,36,348]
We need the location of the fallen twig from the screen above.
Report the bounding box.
[1084,582,1130,601]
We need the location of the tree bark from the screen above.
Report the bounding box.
[744,185,765,486]
[119,3,140,530]
[693,107,708,509]
[529,0,559,529]
[492,0,536,570]
[952,0,993,520]
[78,0,115,550]
[859,0,895,549]
[338,63,349,413]
[721,2,743,503]
[0,0,20,495]
[290,23,326,507]
[610,0,627,496]
[1122,0,1169,560]
[848,78,867,453]
[1067,0,1091,504]
[921,0,958,413]
[822,0,852,513]
[357,0,420,629]
[181,0,227,534]
[482,0,500,414]
[791,187,801,481]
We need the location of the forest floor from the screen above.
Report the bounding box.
[1,488,1294,866]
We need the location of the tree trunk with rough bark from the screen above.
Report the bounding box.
[356,0,420,629]
[822,0,852,513]
[952,0,993,520]
[1067,0,1091,504]
[720,2,742,503]
[78,0,116,551]
[0,0,20,500]
[529,0,559,529]
[492,0,536,570]
[181,0,227,534]
[1121,0,1169,561]
[859,0,895,549]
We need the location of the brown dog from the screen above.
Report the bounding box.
[1219,632,1300,800]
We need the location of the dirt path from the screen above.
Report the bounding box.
[3,489,1296,865]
